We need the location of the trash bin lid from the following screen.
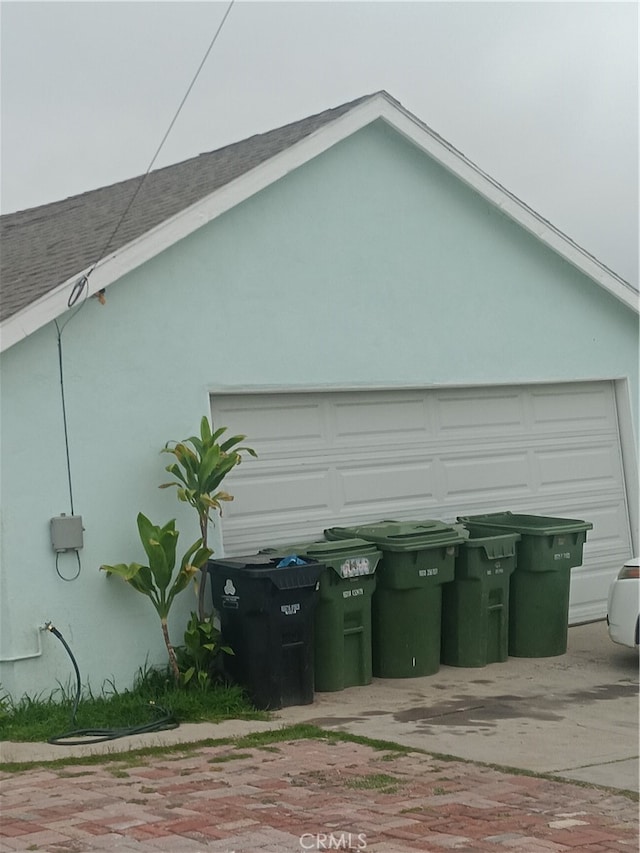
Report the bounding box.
[260,538,381,557]
[300,538,380,558]
[208,555,323,589]
[301,538,382,578]
[325,520,466,551]
[461,532,521,560]
[261,539,381,577]
[210,555,277,569]
[457,512,593,536]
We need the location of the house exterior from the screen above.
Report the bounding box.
[1,92,638,700]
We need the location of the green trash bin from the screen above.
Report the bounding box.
[441,532,520,667]
[325,521,465,678]
[261,539,381,692]
[457,512,593,658]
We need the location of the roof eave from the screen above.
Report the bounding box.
[377,97,639,314]
[1,95,393,353]
[2,91,637,353]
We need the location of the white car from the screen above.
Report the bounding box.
[607,557,639,649]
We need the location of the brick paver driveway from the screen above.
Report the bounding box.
[1,737,637,852]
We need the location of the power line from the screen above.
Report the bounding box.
[87,0,236,278]
[53,0,236,553]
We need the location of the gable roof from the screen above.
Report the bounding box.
[1,90,637,351]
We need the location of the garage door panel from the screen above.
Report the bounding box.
[212,381,633,620]
[568,501,633,551]
[535,445,624,491]
[441,452,531,498]
[218,396,326,452]
[436,391,525,436]
[571,569,621,624]
[338,459,437,507]
[530,385,616,431]
[333,395,430,442]
[225,466,333,517]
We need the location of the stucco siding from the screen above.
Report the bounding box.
[1,120,637,697]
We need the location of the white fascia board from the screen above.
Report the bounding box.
[0,266,95,352]
[374,99,639,314]
[0,99,389,353]
[2,93,637,353]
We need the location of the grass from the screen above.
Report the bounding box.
[0,722,637,804]
[208,751,253,763]
[0,667,268,743]
[344,773,402,791]
[0,724,414,773]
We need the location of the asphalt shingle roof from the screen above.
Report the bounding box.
[0,93,376,323]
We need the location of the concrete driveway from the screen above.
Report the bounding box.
[279,621,639,793]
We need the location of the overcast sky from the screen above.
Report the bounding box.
[1,1,638,285]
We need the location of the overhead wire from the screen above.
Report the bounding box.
[87,0,236,276]
[52,1,236,578]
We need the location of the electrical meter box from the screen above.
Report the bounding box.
[50,515,84,552]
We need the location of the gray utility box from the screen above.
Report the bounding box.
[50,515,84,552]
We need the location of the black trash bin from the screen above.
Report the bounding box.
[208,554,323,710]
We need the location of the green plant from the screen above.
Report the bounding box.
[177,612,234,690]
[160,416,256,618]
[0,665,265,744]
[100,513,212,684]
[344,773,401,791]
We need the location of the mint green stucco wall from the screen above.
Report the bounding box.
[1,120,637,697]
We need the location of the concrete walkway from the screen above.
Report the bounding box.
[1,622,638,851]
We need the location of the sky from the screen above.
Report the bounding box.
[1,1,638,286]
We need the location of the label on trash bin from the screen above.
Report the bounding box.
[554,552,571,561]
[418,568,438,577]
[340,558,371,578]
[221,578,240,609]
[343,588,364,598]
[281,603,301,615]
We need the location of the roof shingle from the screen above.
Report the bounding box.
[0,93,376,322]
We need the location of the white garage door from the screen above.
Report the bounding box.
[211,381,633,622]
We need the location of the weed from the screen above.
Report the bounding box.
[109,769,130,778]
[208,751,253,763]
[55,770,94,778]
[108,754,148,769]
[234,723,322,748]
[345,773,401,791]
